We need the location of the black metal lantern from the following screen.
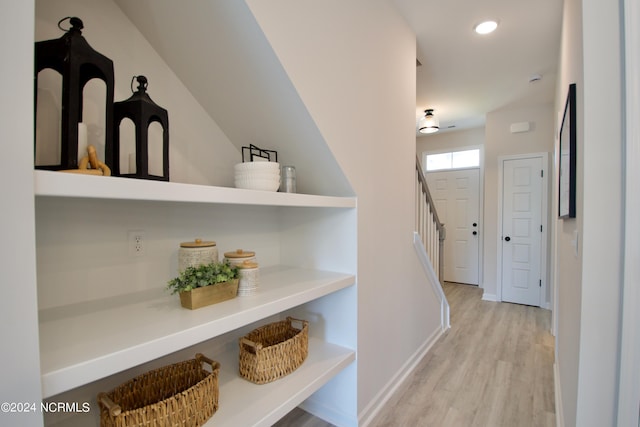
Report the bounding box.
[113,76,169,181]
[34,17,114,170]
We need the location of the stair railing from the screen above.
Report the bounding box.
[415,156,445,283]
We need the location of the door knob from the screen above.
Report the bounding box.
[504,236,511,242]
[473,223,477,227]
[473,231,477,235]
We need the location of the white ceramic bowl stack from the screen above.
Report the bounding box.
[234,162,281,191]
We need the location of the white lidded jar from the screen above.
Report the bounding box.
[223,249,256,267]
[237,260,259,296]
[178,239,218,272]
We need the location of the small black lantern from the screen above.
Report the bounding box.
[113,76,169,181]
[34,16,114,170]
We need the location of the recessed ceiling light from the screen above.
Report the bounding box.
[474,20,498,35]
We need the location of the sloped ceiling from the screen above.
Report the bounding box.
[114,0,353,197]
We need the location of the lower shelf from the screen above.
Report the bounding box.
[45,338,355,427]
[208,338,354,426]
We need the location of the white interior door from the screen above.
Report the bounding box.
[427,169,480,285]
[501,156,543,306]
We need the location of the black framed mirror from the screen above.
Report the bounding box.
[559,83,577,219]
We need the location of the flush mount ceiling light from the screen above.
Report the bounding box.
[418,109,439,134]
[474,20,498,35]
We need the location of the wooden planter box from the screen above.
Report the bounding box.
[179,279,239,310]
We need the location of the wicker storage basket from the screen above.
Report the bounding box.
[98,353,220,427]
[239,317,309,384]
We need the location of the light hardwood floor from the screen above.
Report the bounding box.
[274,282,555,427]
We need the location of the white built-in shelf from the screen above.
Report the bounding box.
[47,339,354,427]
[209,338,354,427]
[39,266,355,398]
[34,170,356,208]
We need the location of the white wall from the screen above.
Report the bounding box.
[35,0,241,187]
[113,0,354,198]
[483,104,554,302]
[575,0,623,424]
[0,1,44,426]
[554,0,625,424]
[554,0,584,424]
[617,1,640,424]
[246,0,443,422]
[416,126,485,159]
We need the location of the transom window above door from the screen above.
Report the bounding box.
[425,149,480,171]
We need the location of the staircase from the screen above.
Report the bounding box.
[415,157,449,330]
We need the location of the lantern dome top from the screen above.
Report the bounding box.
[134,76,148,93]
[58,16,84,33]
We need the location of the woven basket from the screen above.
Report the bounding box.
[98,353,220,427]
[239,317,309,384]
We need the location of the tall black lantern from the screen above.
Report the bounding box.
[113,76,169,181]
[34,17,114,170]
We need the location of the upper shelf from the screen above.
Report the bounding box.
[33,170,356,208]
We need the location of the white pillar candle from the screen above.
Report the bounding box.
[77,122,88,164]
[128,153,136,174]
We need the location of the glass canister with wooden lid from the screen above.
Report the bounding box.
[178,239,218,272]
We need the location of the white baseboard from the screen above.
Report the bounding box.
[481,293,551,309]
[482,293,498,302]
[554,363,563,427]
[357,327,443,426]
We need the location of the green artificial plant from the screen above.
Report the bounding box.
[167,261,239,294]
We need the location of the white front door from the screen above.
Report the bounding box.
[501,156,543,306]
[427,169,480,285]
